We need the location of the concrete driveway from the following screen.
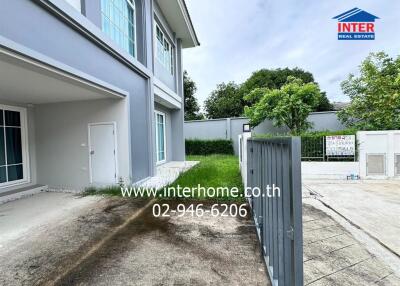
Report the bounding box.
[0,193,269,285]
[302,201,400,285]
[303,180,400,259]
[0,192,101,244]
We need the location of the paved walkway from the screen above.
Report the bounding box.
[303,180,400,258]
[138,161,199,189]
[302,201,400,285]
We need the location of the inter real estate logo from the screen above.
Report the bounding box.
[333,8,379,40]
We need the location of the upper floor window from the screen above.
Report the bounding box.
[101,0,136,58]
[155,24,174,75]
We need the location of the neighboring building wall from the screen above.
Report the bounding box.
[254,111,346,134]
[307,111,347,131]
[185,112,345,155]
[34,99,130,190]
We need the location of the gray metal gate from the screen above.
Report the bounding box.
[247,137,303,286]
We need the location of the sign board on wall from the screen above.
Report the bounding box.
[326,135,355,156]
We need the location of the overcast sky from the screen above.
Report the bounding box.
[183,0,400,109]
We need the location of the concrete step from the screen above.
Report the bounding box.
[0,184,48,205]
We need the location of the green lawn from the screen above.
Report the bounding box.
[168,155,244,201]
[85,155,244,202]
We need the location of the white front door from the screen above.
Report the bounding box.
[89,123,117,184]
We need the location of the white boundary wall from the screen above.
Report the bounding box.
[302,162,359,180]
[239,130,400,182]
[238,133,252,187]
[358,130,400,179]
[239,133,359,182]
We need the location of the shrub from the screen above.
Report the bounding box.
[185,139,234,155]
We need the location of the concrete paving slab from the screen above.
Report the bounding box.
[303,203,400,286]
[375,274,400,286]
[304,180,400,257]
[310,258,395,286]
[304,225,346,244]
[304,234,357,262]
[303,217,337,231]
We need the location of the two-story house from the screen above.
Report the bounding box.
[0,0,199,193]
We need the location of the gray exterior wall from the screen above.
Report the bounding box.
[35,99,130,190]
[185,112,346,155]
[171,39,185,161]
[0,0,188,189]
[0,0,152,182]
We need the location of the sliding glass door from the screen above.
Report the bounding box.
[0,105,28,187]
[155,111,166,163]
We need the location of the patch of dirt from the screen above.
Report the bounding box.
[55,201,270,285]
[1,198,269,285]
[0,197,148,286]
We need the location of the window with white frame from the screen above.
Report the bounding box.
[155,24,174,75]
[155,111,166,163]
[101,0,136,57]
[0,105,29,187]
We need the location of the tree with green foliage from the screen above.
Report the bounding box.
[241,68,314,103]
[204,82,242,119]
[315,92,333,112]
[338,52,400,130]
[241,68,333,111]
[244,76,321,134]
[183,71,203,121]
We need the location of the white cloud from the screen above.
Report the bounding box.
[183,0,400,108]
